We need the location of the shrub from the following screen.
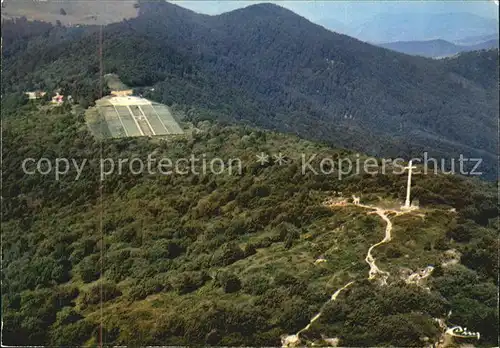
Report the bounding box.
[211,242,245,266]
[244,243,257,257]
[243,274,272,295]
[49,317,94,346]
[385,244,403,258]
[446,223,473,242]
[172,271,210,294]
[148,239,184,261]
[76,254,100,283]
[81,281,122,307]
[217,272,241,293]
[127,277,170,300]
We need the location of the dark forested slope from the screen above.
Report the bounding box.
[2,2,498,178]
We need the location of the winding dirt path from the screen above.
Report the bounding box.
[360,205,394,285]
[281,199,415,346]
[340,202,407,284]
[282,282,354,347]
[297,281,355,335]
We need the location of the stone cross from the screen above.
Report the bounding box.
[403,160,417,209]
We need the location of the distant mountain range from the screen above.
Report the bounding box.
[453,33,499,46]
[3,0,498,51]
[357,12,498,43]
[318,11,499,57]
[378,38,499,58]
[318,12,499,44]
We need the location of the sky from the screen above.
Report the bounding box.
[170,1,499,24]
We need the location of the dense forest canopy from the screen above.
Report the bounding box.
[1,1,498,179]
[1,99,498,346]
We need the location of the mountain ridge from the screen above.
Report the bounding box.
[378,37,499,58]
[2,1,498,179]
[353,12,499,43]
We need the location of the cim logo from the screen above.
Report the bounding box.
[447,326,480,340]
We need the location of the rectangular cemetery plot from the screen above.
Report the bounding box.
[90,97,183,139]
[114,106,143,137]
[152,104,184,134]
[128,105,142,117]
[99,106,127,138]
[139,104,169,135]
[136,117,154,136]
[126,105,153,136]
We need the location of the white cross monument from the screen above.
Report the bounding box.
[402,160,417,210]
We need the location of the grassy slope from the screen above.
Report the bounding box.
[1,0,139,25]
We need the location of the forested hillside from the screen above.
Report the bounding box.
[1,99,498,346]
[2,1,498,179]
[2,1,499,346]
